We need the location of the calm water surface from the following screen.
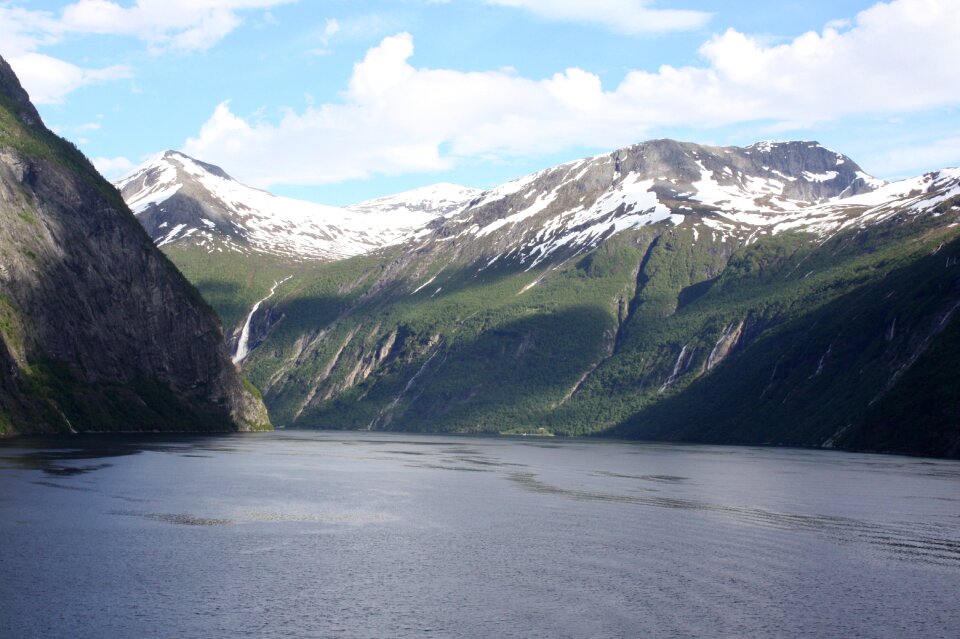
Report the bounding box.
[1,431,959,638]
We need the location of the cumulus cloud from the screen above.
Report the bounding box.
[182,0,960,188]
[185,32,643,185]
[0,0,293,103]
[484,0,711,34]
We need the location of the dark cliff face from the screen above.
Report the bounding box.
[0,56,269,435]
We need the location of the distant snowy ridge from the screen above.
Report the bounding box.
[386,140,883,269]
[116,152,479,260]
[346,182,482,222]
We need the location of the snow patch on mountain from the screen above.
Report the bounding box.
[120,154,182,214]
[476,190,559,238]
[473,171,547,208]
[803,170,839,182]
[773,168,960,235]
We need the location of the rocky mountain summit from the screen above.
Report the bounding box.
[0,56,269,435]
[419,139,889,265]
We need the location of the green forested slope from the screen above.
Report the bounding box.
[160,201,960,456]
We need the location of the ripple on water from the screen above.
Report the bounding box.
[591,470,688,483]
[109,509,397,527]
[30,480,96,492]
[2,433,959,639]
[111,510,233,526]
[505,471,960,568]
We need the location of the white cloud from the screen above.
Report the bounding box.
[7,53,132,104]
[320,18,340,45]
[182,0,960,188]
[484,0,711,34]
[58,0,296,53]
[0,0,294,104]
[866,135,960,178]
[0,7,61,56]
[309,17,341,55]
[92,155,135,178]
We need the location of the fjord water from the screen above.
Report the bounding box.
[1,433,958,638]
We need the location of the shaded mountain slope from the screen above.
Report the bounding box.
[0,56,269,435]
[612,220,960,458]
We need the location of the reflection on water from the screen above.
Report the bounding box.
[0,434,228,473]
[1,431,959,639]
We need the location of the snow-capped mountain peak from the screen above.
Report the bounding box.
[116,152,476,260]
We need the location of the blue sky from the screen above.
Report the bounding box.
[2,0,958,205]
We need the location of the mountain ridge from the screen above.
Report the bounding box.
[117,151,480,260]
[123,140,889,264]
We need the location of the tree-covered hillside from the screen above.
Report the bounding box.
[136,140,960,457]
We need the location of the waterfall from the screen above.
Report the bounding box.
[659,344,691,393]
[233,276,291,364]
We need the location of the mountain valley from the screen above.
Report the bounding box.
[119,139,960,457]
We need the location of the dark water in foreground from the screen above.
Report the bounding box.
[1,432,959,638]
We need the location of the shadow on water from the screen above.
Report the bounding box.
[40,463,112,476]
[0,433,244,476]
